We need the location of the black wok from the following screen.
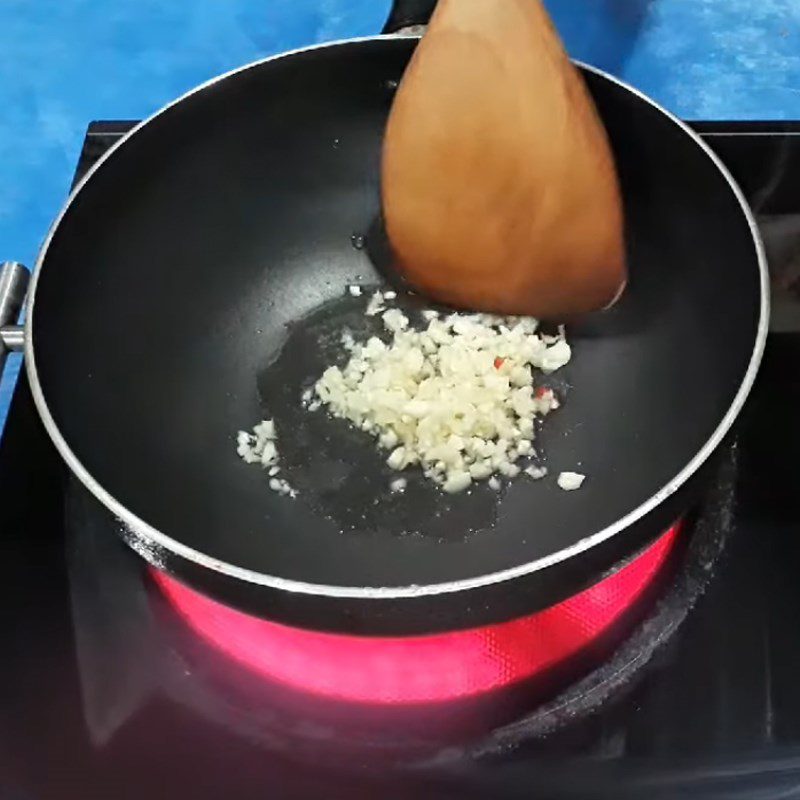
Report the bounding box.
[6,32,766,634]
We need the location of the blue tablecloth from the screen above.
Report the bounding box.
[2,0,800,431]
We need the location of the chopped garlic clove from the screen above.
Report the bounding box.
[524,465,548,480]
[306,290,572,493]
[557,471,585,491]
[443,471,472,493]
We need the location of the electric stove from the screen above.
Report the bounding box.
[3,122,800,799]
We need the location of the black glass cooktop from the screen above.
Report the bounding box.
[3,122,800,799]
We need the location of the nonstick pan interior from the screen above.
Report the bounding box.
[29,38,763,595]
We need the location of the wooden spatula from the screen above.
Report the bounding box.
[381,0,626,319]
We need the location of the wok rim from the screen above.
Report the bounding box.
[24,35,769,600]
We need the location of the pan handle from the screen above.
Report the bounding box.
[0,261,29,377]
[382,0,435,34]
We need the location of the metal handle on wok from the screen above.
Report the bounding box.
[382,0,435,34]
[0,261,29,377]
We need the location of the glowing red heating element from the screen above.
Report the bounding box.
[152,523,680,705]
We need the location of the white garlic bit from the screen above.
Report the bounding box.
[236,419,298,498]
[390,477,408,493]
[557,471,585,491]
